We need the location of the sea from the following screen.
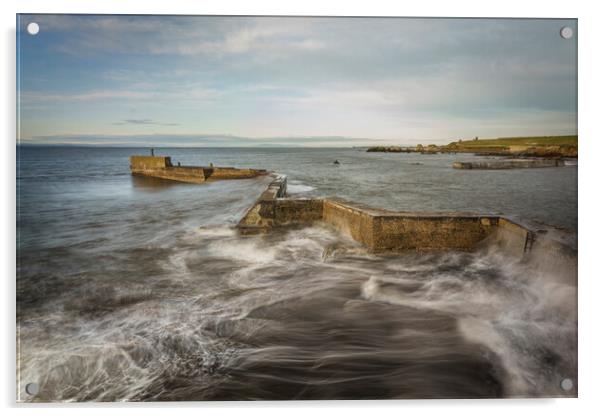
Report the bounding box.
[16,146,578,401]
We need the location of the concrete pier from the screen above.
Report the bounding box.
[130,155,267,184]
[127,157,574,262]
[453,159,565,170]
[238,174,576,262]
[323,199,498,252]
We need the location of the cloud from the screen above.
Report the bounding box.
[20,90,154,102]
[20,134,381,147]
[20,86,221,104]
[22,15,327,58]
[112,119,179,126]
[17,16,577,143]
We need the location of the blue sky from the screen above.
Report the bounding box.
[17,15,577,146]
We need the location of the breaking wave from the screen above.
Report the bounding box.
[16,147,577,402]
[18,220,576,401]
[287,181,316,194]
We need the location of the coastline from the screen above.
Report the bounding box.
[366,135,578,158]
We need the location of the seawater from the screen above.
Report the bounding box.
[17,146,577,401]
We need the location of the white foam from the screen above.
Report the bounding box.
[287,183,316,194]
[207,239,277,264]
[196,226,237,238]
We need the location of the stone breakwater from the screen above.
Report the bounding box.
[453,159,566,170]
[237,174,576,270]
[130,155,267,184]
[129,155,574,263]
[367,145,577,158]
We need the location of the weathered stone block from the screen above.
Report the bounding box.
[275,199,324,225]
[322,199,376,248]
[130,156,172,171]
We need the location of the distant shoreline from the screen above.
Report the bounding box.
[366,135,578,158]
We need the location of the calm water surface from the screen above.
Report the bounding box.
[17,146,577,401]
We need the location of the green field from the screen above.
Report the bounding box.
[448,135,577,148]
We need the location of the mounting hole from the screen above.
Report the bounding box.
[560,378,574,391]
[27,22,40,36]
[560,26,573,39]
[25,382,39,396]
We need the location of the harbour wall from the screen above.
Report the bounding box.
[237,175,567,258]
[453,159,565,170]
[128,157,574,261]
[130,156,267,184]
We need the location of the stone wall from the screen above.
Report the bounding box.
[321,199,498,252]
[490,218,535,257]
[208,167,268,180]
[129,155,267,184]
[322,199,376,248]
[275,199,324,226]
[138,166,209,184]
[453,159,565,170]
[237,175,547,256]
[130,156,172,171]
[239,175,326,233]
[372,214,496,252]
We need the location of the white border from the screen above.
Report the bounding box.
[2,1,601,415]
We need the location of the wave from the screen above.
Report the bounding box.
[287,182,316,194]
[360,242,577,398]
[19,227,577,401]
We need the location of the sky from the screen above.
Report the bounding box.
[17,15,577,147]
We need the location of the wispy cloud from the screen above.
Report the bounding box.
[112,119,179,126]
[20,86,221,104]
[20,90,154,102]
[23,15,327,58]
[17,15,577,143]
[20,134,382,147]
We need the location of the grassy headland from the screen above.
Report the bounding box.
[448,135,577,148]
[367,135,578,157]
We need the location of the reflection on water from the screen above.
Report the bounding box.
[17,146,577,401]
